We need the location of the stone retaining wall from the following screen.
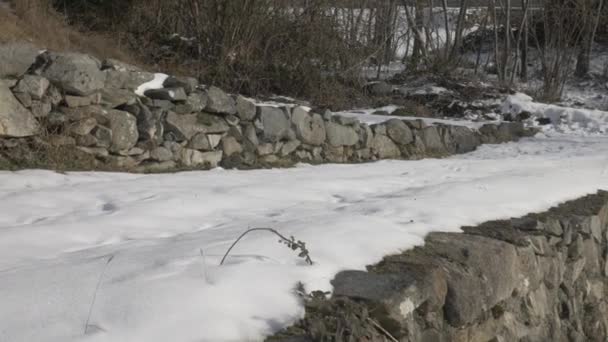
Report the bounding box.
[0,44,534,171]
[271,191,608,342]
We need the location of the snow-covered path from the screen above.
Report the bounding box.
[1,133,608,342]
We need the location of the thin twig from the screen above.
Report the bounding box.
[84,254,114,335]
[220,227,313,266]
[367,317,399,342]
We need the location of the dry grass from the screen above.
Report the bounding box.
[0,0,140,66]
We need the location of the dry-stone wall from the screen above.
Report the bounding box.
[270,191,608,342]
[0,43,534,171]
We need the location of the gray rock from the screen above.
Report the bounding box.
[149,147,173,162]
[259,106,291,142]
[30,100,52,118]
[326,122,358,147]
[292,107,326,146]
[236,96,257,121]
[365,81,393,95]
[64,94,100,108]
[163,76,198,94]
[207,134,223,149]
[101,59,142,72]
[243,124,259,146]
[385,119,414,145]
[100,88,138,108]
[48,135,76,147]
[281,140,301,156]
[14,75,50,100]
[221,136,243,156]
[165,112,229,141]
[447,126,481,154]
[257,143,274,156]
[104,70,155,90]
[372,134,401,158]
[102,110,139,152]
[77,146,109,158]
[136,160,177,173]
[93,126,113,148]
[70,117,97,136]
[186,91,208,112]
[0,82,39,137]
[178,149,223,168]
[144,88,187,102]
[75,134,98,147]
[188,133,213,151]
[0,43,39,78]
[225,115,240,126]
[136,106,164,142]
[13,92,32,108]
[421,126,447,155]
[41,52,106,96]
[205,86,236,115]
[333,115,359,126]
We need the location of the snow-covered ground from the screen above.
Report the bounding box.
[1,128,608,341]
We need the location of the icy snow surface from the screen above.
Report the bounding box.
[134,73,168,97]
[1,133,608,341]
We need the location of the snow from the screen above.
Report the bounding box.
[503,93,608,134]
[1,132,608,342]
[333,106,493,128]
[134,73,168,97]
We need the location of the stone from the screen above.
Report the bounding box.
[225,115,240,126]
[243,124,259,146]
[93,125,113,148]
[0,82,39,137]
[207,134,223,149]
[421,126,447,155]
[41,52,106,96]
[236,96,257,121]
[75,134,98,147]
[365,81,393,95]
[188,133,213,151]
[205,86,236,115]
[144,88,187,102]
[221,136,243,156]
[259,106,291,142]
[70,117,97,136]
[178,149,223,168]
[13,92,32,108]
[104,69,155,90]
[257,143,274,156]
[186,91,208,112]
[163,141,183,156]
[136,106,164,142]
[136,160,177,173]
[48,135,76,147]
[385,119,414,145]
[448,126,481,154]
[14,75,50,100]
[291,107,326,146]
[163,76,198,94]
[102,110,139,152]
[77,146,109,158]
[45,85,63,106]
[372,134,401,159]
[149,147,173,162]
[100,88,138,108]
[101,59,142,72]
[333,115,359,126]
[31,100,52,118]
[326,122,358,147]
[165,112,229,141]
[281,140,301,156]
[64,94,99,108]
[0,43,39,78]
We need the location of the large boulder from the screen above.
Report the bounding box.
[291,107,326,146]
[165,111,229,141]
[102,109,139,152]
[236,95,257,121]
[205,86,236,115]
[104,69,155,91]
[420,126,447,155]
[0,43,39,78]
[0,82,39,137]
[259,106,291,142]
[372,133,401,158]
[326,121,358,147]
[385,119,414,145]
[41,52,106,96]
